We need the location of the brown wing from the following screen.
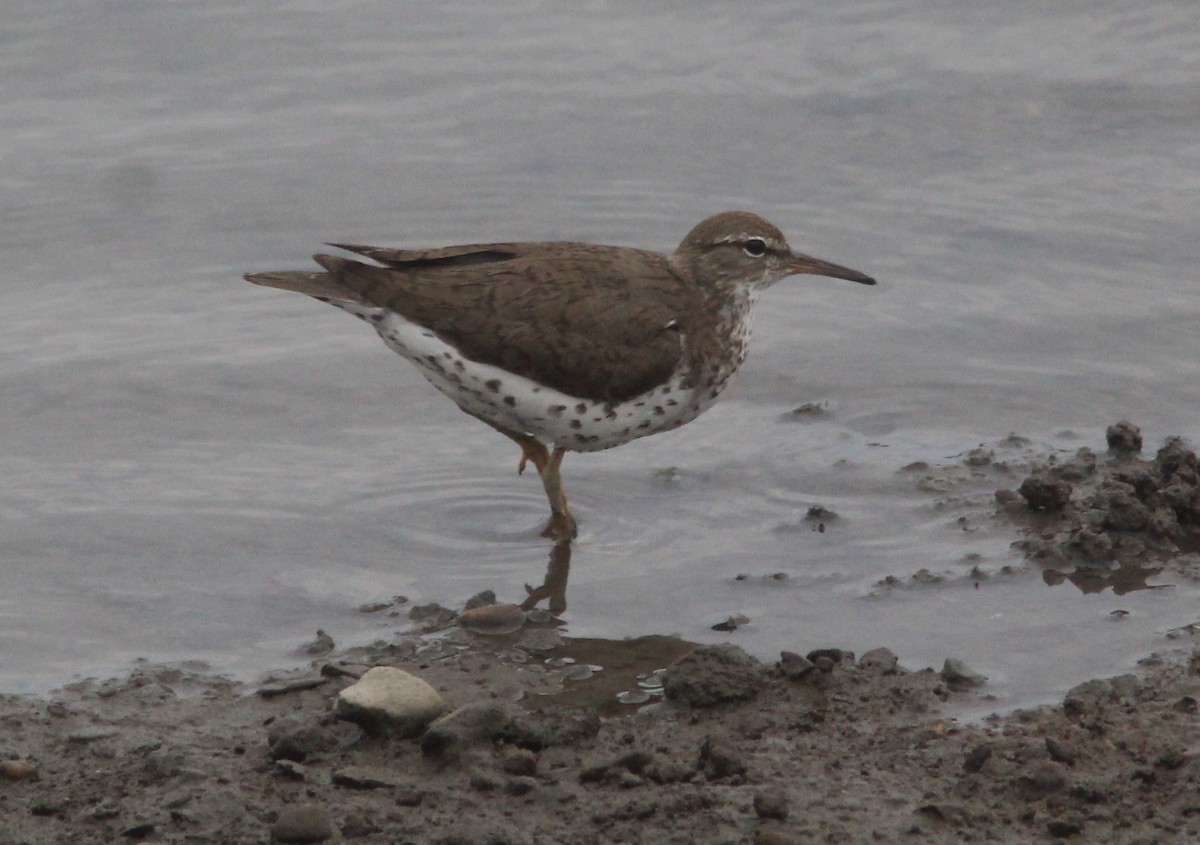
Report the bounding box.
[253,242,692,404]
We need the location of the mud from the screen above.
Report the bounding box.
[4,619,1200,843]
[4,422,1200,844]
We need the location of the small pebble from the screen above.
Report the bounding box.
[753,788,789,820]
[270,803,332,843]
[941,658,987,688]
[0,760,37,781]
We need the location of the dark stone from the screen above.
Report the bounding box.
[1106,421,1142,454]
[699,737,746,781]
[752,788,789,820]
[1045,737,1078,765]
[805,648,853,664]
[779,651,815,680]
[421,703,513,758]
[663,644,764,708]
[331,766,404,789]
[504,707,600,751]
[940,658,987,689]
[270,803,333,843]
[1018,472,1072,511]
[1095,482,1150,532]
[962,743,993,773]
[580,750,654,784]
[858,647,899,674]
[1046,818,1083,837]
[499,747,537,777]
[267,717,335,763]
[141,748,187,782]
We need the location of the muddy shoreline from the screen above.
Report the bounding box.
[3,620,1199,844]
[5,424,1200,844]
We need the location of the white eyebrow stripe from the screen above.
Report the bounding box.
[714,233,786,250]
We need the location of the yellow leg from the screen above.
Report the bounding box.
[491,427,577,540]
[539,447,576,540]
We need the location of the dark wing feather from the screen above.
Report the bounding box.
[312,243,692,403]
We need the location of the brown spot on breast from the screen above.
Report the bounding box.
[548,405,567,417]
[653,406,665,416]
[570,420,582,429]
[370,313,384,322]
[575,403,587,414]
[485,379,502,392]
[503,396,516,407]
[637,421,652,430]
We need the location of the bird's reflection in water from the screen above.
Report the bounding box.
[521,539,571,615]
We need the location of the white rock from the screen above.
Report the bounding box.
[334,667,445,735]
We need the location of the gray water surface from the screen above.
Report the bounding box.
[4,1,1200,703]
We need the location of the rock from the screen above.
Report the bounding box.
[120,821,156,839]
[499,747,537,776]
[267,717,335,762]
[699,736,746,780]
[459,604,526,635]
[142,748,187,782]
[334,666,445,736]
[962,743,992,773]
[504,776,538,796]
[331,766,405,789]
[408,603,458,627]
[1016,761,1068,796]
[1106,421,1142,454]
[1045,736,1078,765]
[257,675,328,698]
[1063,675,1139,716]
[754,833,797,845]
[941,658,987,689]
[753,788,789,820]
[806,648,853,664]
[299,629,335,656]
[1095,482,1150,531]
[270,803,332,842]
[274,759,307,779]
[580,750,654,783]
[663,644,764,708]
[421,702,513,757]
[463,589,498,610]
[1046,817,1083,837]
[67,726,120,743]
[779,651,815,680]
[1018,471,1072,511]
[0,760,37,781]
[1155,437,1198,477]
[505,707,600,750]
[858,647,899,674]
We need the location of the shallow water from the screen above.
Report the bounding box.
[3,1,1200,703]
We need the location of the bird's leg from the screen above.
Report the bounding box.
[538,446,576,540]
[513,434,550,477]
[490,427,576,539]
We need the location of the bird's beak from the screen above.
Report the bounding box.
[787,253,876,286]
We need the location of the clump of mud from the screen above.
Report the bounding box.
[1002,421,1200,571]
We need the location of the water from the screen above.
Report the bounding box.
[3,1,1200,704]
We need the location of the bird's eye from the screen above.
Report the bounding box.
[742,238,767,258]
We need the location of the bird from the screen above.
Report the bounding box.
[245,211,875,540]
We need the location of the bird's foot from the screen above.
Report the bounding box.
[541,508,577,541]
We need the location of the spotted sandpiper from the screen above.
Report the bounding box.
[246,211,875,539]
